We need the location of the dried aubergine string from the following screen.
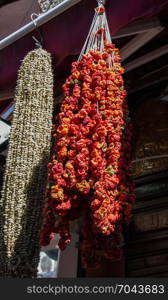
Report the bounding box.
[0,48,53,277]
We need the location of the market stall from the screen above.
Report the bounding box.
[0,0,168,278]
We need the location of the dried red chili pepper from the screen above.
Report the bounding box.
[40,42,135,268]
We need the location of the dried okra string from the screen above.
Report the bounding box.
[0,48,53,278]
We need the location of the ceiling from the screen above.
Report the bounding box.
[0,0,168,120]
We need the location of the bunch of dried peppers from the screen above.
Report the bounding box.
[40,1,135,268]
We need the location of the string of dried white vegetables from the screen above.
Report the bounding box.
[0,48,53,277]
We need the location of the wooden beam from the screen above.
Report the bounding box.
[125,44,168,72]
[128,65,168,94]
[0,89,14,101]
[120,27,163,61]
[113,17,162,39]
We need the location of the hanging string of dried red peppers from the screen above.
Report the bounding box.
[40,0,135,268]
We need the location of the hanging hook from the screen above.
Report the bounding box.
[97,0,106,6]
[96,0,106,14]
[31,13,43,48]
[31,13,39,27]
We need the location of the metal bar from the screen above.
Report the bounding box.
[0,102,15,120]
[124,44,168,72]
[0,0,81,50]
[120,27,163,61]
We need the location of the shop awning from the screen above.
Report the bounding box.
[0,0,168,102]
